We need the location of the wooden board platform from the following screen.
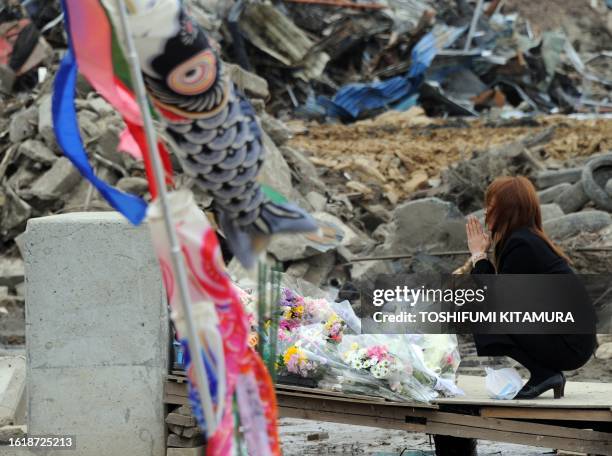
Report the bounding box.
[164,373,612,454]
[436,375,612,409]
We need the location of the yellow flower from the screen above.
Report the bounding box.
[283,345,306,364]
[293,305,304,317]
[283,346,298,364]
[324,314,340,330]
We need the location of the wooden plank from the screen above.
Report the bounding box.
[164,392,190,406]
[278,393,433,423]
[278,395,429,432]
[166,374,188,384]
[276,389,436,409]
[276,383,387,402]
[436,376,612,409]
[425,422,611,455]
[479,406,612,422]
[279,406,426,433]
[165,381,188,398]
[405,409,612,443]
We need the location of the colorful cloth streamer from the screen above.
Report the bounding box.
[147,190,280,456]
[54,0,174,224]
[53,1,147,224]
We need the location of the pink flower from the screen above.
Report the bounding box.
[367,345,389,362]
[286,355,299,373]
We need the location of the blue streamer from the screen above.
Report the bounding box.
[180,338,219,430]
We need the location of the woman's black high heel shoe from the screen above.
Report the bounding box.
[514,372,565,399]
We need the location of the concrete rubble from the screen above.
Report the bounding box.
[0,355,26,441]
[165,405,205,451]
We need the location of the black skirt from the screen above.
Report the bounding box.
[474,333,596,371]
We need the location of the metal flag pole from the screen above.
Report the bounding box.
[113,0,218,434]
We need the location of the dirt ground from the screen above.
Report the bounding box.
[288,111,612,204]
[504,0,612,53]
[279,418,554,455]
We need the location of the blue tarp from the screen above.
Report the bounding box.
[313,25,466,121]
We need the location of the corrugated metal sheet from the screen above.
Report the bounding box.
[314,25,466,120]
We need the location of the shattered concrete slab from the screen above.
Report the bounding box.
[30,157,82,201]
[9,107,38,144]
[544,210,612,240]
[0,64,16,95]
[0,257,24,289]
[0,356,26,427]
[18,140,57,167]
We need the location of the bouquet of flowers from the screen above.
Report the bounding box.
[322,314,346,344]
[276,344,325,379]
[419,334,461,378]
[234,283,463,401]
[342,341,411,393]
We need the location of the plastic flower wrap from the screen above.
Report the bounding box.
[419,334,461,378]
[236,286,257,328]
[339,337,436,401]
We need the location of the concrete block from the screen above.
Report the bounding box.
[544,210,612,240]
[538,182,571,204]
[0,257,24,289]
[30,157,82,200]
[175,405,192,416]
[25,212,169,456]
[0,64,16,94]
[166,413,196,427]
[167,433,202,448]
[9,107,38,143]
[18,139,57,166]
[37,94,56,146]
[540,203,564,221]
[534,168,583,189]
[0,356,26,427]
[181,426,202,439]
[0,424,26,442]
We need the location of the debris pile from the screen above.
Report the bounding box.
[214,0,612,120]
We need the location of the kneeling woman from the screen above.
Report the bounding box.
[466,176,596,399]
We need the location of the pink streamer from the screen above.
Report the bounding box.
[118,127,142,159]
[64,0,142,125]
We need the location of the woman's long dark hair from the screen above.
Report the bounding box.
[484,176,571,270]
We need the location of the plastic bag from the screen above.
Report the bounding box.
[485,367,523,399]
